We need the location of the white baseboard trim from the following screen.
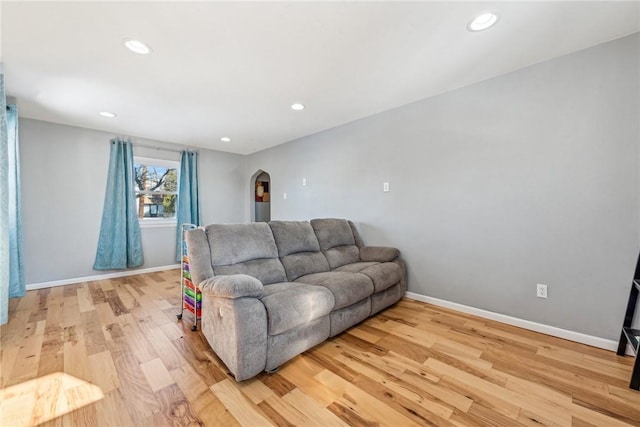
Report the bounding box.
[26,264,180,291]
[404,291,634,356]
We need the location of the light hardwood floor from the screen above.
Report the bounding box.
[1,270,639,426]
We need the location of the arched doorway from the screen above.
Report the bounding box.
[253,171,271,222]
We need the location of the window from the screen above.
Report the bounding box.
[133,157,179,222]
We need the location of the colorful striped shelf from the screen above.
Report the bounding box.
[177,224,200,331]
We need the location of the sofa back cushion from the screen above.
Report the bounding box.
[269,221,330,281]
[205,223,287,285]
[310,218,361,269]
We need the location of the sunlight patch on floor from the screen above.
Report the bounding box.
[0,372,104,426]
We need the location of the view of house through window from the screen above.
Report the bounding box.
[133,157,179,220]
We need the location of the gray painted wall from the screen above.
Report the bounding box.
[245,34,640,340]
[20,119,246,284]
[198,147,247,225]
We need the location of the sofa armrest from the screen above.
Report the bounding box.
[360,246,400,262]
[199,278,267,381]
[200,274,264,299]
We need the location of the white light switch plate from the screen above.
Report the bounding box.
[383,182,390,192]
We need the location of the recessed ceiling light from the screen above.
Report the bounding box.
[99,111,117,118]
[220,137,231,142]
[291,103,305,111]
[124,39,152,55]
[467,12,499,32]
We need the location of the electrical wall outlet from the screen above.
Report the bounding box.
[383,182,390,192]
[536,284,548,299]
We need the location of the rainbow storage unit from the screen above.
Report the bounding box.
[177,223,200,331]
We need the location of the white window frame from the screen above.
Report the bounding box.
[133,156,180,228]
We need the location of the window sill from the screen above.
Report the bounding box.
[139,220,177,229]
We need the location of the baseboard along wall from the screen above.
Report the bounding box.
[404,292,634,356]
[25,264,180,291]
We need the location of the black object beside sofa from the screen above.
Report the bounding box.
[185,218,406,381]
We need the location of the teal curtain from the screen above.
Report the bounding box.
[175,151,199,261]
[1,75,25,325]
[94,138,144,270]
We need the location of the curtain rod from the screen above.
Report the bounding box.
[122,140,198,154]
[133,142,183,153]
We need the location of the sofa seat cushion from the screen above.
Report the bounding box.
[261,282,334,336]
[340,262,402,293]
[295,272,374,310]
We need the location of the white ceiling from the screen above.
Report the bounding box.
[2,1,639,155]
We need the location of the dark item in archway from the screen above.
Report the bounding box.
[255,181,269,202]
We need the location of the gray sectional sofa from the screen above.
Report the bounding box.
[185,218,406,381]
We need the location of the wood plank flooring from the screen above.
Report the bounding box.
[1,270,639,426]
